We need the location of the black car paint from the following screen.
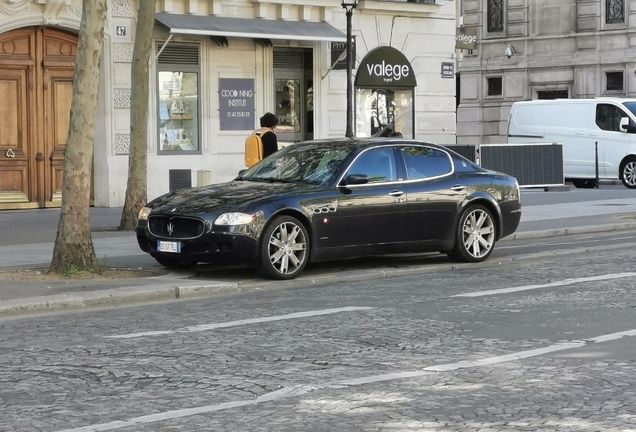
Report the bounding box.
[136,138,521,270]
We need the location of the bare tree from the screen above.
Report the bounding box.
[50,0,108,275]
[119,0,157,230]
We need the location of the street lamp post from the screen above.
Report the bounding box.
[341,0,358,138]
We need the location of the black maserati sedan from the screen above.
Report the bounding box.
[136,138,521,280]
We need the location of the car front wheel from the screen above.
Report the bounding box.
[449,204,497,263]
[257,215,309,280]
[621,157,636,189]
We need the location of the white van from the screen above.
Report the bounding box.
[507,98,636,188]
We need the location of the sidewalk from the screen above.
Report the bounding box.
[2,185,636,318]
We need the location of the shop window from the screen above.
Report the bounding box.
[606,0,625,24]
[487,77,503,96]
[606,71,624,91]
[487,0,504,33]
[156,44,200,154]
[355,89,413,139]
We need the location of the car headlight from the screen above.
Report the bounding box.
[214,212,255,226]
[138,206,152,220]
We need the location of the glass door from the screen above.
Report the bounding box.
[274,69,304,145]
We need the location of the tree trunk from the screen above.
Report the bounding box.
[119,0,156,231]
[49,0,107,275]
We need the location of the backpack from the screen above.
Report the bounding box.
[244,129,271,167]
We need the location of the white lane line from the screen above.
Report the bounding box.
[452,272,636,298]
[60,327,636,432]
[104,307,374,339]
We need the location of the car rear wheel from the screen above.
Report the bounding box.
[257,215,309,280]
[449,204,496,263]
[621,157,636,189]
[153,255,197,270]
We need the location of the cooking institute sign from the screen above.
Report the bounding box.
[355,46,417,88]
[218,78,255,131]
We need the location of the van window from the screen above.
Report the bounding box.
[596,104,628,132]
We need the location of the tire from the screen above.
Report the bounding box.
[153,255,197,270]
[256,215,309,280]
[449,204,497,263]
[572,179,597,189]
[621,157,636,189]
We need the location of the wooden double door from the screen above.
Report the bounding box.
[0,27,79,209]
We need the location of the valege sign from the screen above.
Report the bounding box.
[355,46,417,88]
[366,61,411,83]
[219,78,255,130]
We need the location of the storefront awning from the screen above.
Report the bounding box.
[155,13,346,43]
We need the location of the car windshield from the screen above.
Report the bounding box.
[622,102,636,117]
[241,142,356,185]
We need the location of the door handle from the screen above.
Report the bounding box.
[589,132,598,137]
[388,190,404,197]
[450,185,466,191]
[5,149,15,158]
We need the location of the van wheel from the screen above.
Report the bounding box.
[572,179,597,189]
[621,157,636,189]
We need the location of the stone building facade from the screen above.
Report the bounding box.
[457,0,635,144]
[0,0,456,209]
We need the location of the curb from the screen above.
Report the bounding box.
[503,222,636,241]
[0,282,237,319]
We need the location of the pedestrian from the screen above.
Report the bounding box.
[258,112,280,158]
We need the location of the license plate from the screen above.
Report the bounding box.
[157,241,181,253]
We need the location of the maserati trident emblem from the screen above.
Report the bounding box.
[167,222,174,236]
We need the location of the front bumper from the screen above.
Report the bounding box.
[136,222,260,266]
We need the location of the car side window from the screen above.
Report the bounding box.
[399,146,452,180]
[346,147,397,183]
[596,104,628,132]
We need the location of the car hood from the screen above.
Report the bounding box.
[147,180,315,216]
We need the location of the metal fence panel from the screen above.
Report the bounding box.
[480,143,563,187]
[444,144,477,163]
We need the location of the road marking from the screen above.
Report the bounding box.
[452,272,636,298]
[104,306,374,339]
[59,327,636,432]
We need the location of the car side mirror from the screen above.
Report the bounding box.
[620,117,631,133]
[340,174,369,186]
[237,169,248,176]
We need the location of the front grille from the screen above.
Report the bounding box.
[148,215,205,239]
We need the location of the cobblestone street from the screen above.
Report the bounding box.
[1,250,636,431]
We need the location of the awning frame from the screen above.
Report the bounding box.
[155,13,346,43]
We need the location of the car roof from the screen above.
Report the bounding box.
[293,137,445,152]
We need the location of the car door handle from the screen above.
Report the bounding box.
[450,185,466,191]
[589,132,598,137]
[388,190,404,197]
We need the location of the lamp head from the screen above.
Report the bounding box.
[505,44,516,58]
[341,0,359,10]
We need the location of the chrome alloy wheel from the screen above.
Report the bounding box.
[622,159,636,189]
[267,220,307,276]
[461,207,495,260]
